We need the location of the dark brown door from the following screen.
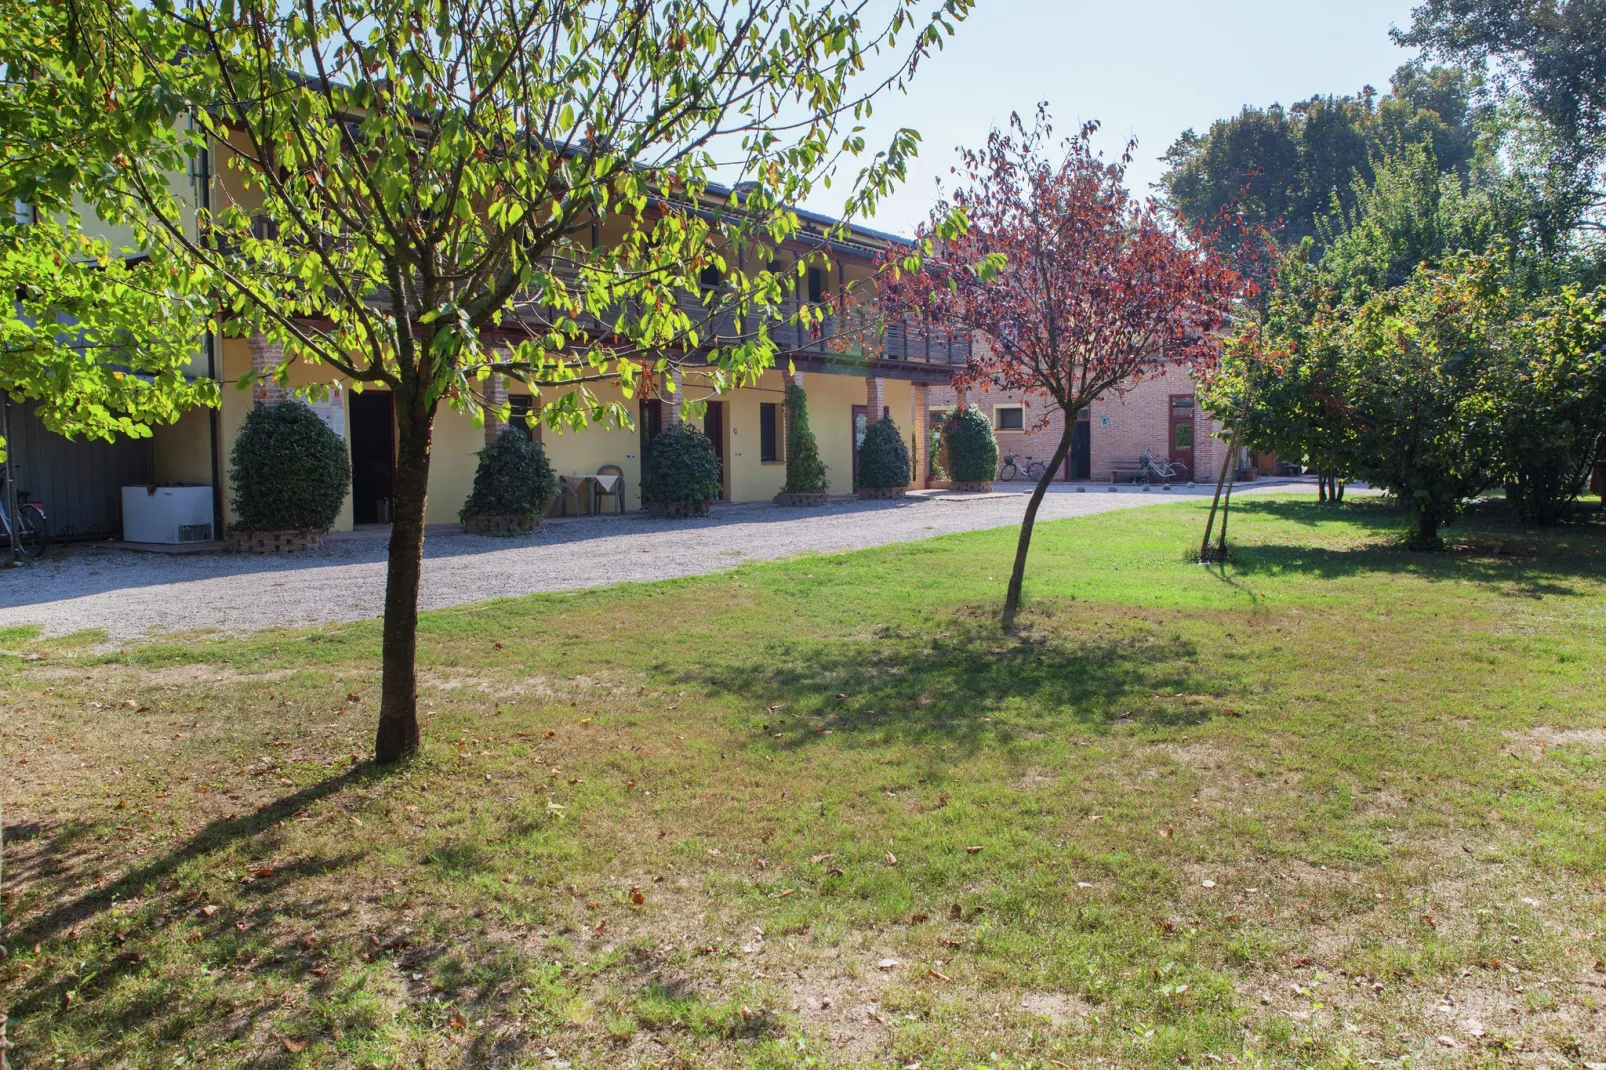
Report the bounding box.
[703,400,726,500]
[349,390,395,524]
[1169,395,1196,481]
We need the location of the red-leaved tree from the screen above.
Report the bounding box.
[882,107,1245,630]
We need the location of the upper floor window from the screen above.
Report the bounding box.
[807,266,825,304]
[994,405,1025,432]
[699,265,722,288]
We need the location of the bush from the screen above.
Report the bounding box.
[942,406,999,482]
[642,423,722,506]
[783,384,830,494]
[229,400,352,532]
[857,416,910,489]
[459,428,557,521]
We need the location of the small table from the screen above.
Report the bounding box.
[560,473,622,515]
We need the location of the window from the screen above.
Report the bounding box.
[508,396,537,441]
[806,266,825,304]
[759,402,782,463]
[994,405,1025,431]
[699,265,722,288]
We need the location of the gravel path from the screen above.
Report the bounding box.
[0,481,1318,641]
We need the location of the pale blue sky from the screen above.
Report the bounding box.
[810,0,1423,234]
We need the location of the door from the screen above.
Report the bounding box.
[1169,395,1196,481]
[1069,412,1091,481]
[703,400,726,500]
[349,391,395,524]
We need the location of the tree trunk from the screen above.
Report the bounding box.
[374,384,437,763]
[1001,422,1077,633]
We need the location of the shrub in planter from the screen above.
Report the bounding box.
[230,400,352,534]
[642,423,721,516]
[778,383,830,503]
[857,416,910,492]
[459,428,557,533]
[943,406,999,484]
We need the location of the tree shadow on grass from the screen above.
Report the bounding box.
[1222,498,1606,597]
[670,611,1226,757]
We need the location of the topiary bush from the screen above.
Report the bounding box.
[642,423,722,509]
[783,383,830,494]
[943,406,999,483]
[857,416,911,489]
[459,428,557,523]
[230,400,352,532]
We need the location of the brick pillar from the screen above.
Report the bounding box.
[665,369,684,428]
[954,384,969,411]
[866,376,886,422]
[248,333,287,404]
[910,382,929,489]
[483,374,508,447]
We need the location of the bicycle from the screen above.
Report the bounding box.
[998,452,1047,482]
[0,476,48,558]
[1135,447,1188,485]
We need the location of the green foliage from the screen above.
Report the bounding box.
[782,384,829,494]
[642,424,721,507]
[1477,286,1606,524]
[229,402,352,533]
[942,406,999,482]
[857,416,911,489]
[0,0,219,460]
[459,429,557,522]
[1161,63,1480,257]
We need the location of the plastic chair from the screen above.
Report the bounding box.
[595,464,626,515]
[547,481,580,518]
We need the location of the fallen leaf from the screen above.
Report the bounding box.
[809,853,833,865]
[200,904,219,917]
[876,958,901,969]
[965,846,983,855]
[630,886,645,905]
[448,1012,466,1029]
[927,968,952,982]
[884,851,898,866]
[1200,880,1216,889]
[346,693,361,703]
[283,1038,309,1053]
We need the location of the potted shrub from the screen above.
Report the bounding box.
[774,383,831,506]
[229,400,352,552]
[943,406,999,492]
[642,423,721,517]
[856,416,911,499]
[460,428,558,534]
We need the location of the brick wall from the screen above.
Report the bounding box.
[932,367,1234,484]
[927,385,1073,479]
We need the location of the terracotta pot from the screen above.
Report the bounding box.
[773,491,829,507]
[462,513,541,536]
[647,500,712,518]
[231,529,324,553]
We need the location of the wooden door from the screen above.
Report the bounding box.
[1169,395,1196,481]
[1069,413,1091,481]
[349,390,395,524]
[704,400,726,500]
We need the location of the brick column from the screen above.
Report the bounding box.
[954,384,969,411]
[665,369,684,428]
[866,376,886,422]
[910,382,929,488]
[483,374,508,447]
[248,333,287,404]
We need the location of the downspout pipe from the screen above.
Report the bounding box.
[193,116,225,540]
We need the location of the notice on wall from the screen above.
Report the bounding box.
[303,383,346,439]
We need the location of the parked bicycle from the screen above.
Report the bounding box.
[0,475,48,558]
[998,452,1047,482]
[1135,447,1188,485]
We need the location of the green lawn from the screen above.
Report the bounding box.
[3,495,1605,1068]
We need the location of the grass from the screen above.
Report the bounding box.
[3,494,1605,1069]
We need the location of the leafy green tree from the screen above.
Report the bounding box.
[1161,64,1481,257]
[781,383,829,495]
[88,0,969,761]
[0,0,217,458]
[1476,285,1606,523]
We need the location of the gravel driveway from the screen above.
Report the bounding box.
[0,481,1317,641]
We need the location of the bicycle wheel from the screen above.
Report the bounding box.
[999,463,1019,482]
[1026,461,1047,481]
[17,504,46,557]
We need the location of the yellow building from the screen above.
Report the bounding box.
[26,142,966,540]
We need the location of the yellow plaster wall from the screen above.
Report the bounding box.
[151,408,215,486]
[802,372,868,496]
[720,369,790,503]
[536,381,644,511]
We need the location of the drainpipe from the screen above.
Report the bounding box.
[4,399,18,563]
[193,117,225,540]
